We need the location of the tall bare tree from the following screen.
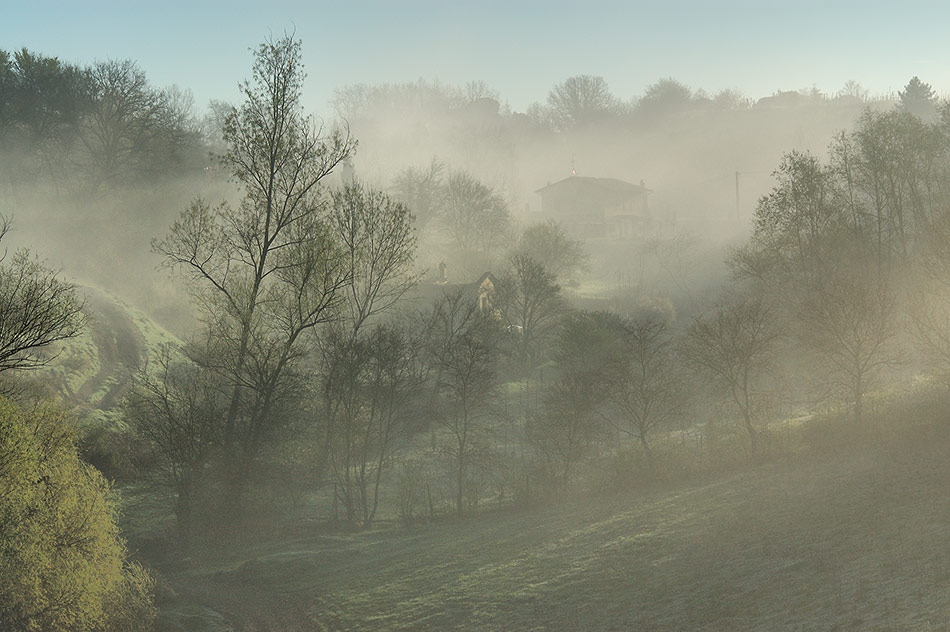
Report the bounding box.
[154,35,352,511]
[797,258,902,423]
[426,291,499,516]
[126,347,224,542]
[330,181,419,335]
[320,181,419,525]
[909,210,950,381]
[440,170,510,270]
[324,323,425,527]
[529,311,620,487]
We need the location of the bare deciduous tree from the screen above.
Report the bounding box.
[528,311,619,487]
[635,77,694,119]
[731,150,846,288]
[324,323,425,527]
[494,253,564,373]
[391,158,445,232]
[798,261,902,423]
[80,59,194,190]
[603,315,685,465]
[514,219,588,283]
[330,181,419,335]
[440,170,510,267]
[909,210,950,381]
[681,296,779,450]
[154,35,352,511]
[127,347,224,542]
[0,220,84,373]
[426,291,499,516]
[320,180,419,524]
[547,74,615,130]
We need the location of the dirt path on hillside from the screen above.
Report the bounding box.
[75,289,145,410]
[158,421,950,631]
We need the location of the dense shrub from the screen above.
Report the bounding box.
[0,398,155,631]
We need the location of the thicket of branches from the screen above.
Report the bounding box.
[112,41,950,543]
[11,33,943,545]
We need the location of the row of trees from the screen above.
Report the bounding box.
[528,96,950,485]
[732,102,950,423]
[530,74,941,132]
[0,48,204,194]
[118,36,950,549]
[334,72,938,136]
[119,37,593,534]
[124,37,499,535]
[390,160,511,276]
[530,296,777,484]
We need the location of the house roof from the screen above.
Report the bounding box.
[535,175,651,196]
[474,271,495,286]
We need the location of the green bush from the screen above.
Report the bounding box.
[0,398,155,631]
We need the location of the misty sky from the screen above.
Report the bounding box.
[6,0,950,117]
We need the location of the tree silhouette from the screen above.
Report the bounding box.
[547,75,615,130]
[899,76,937,120]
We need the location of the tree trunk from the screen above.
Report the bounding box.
[456,451,465,517]
[426,483,434,521]
[175,479,193,548]
[639,433,655,471]
[743,409,757,452]
[854,372,864,424]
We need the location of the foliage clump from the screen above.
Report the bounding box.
[0,398,155,631]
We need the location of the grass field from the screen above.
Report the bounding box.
[149,402,950,631]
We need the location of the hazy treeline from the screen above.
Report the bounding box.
[335,74,904,243]
[0,47,208,194]
[7,33,950,630]
[0,47,226,328]
[0,44,912,317]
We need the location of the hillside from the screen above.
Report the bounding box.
[39,286,178,401]
[18,285,183,463]
[152,406,950,631]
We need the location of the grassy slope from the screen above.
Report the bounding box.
[157,412,950,632]
[36,285,181,413]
